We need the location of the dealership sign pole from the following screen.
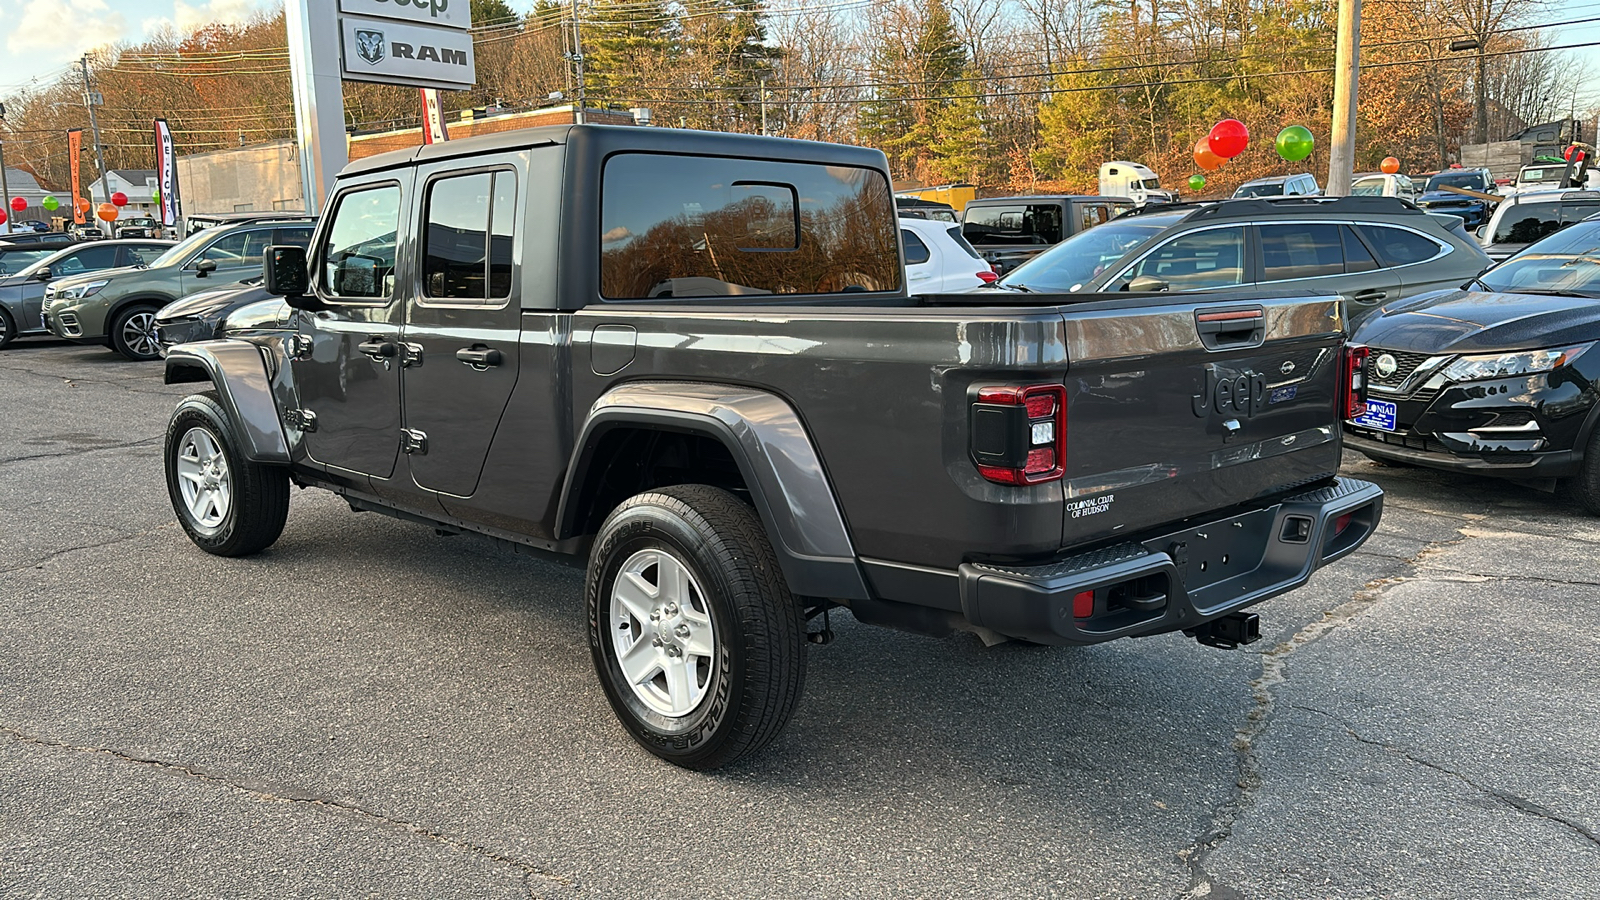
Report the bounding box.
[287,1,476,215]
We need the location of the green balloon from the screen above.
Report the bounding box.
[152,187,160,203]
[1187,174,1206,192]
[41,195,59,211]
[1276,125,1315,162]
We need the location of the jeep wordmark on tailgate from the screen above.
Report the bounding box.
[160,125,1383,769]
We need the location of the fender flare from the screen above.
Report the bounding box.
[164,340,290,464]
[105,294,180,330]
[558,382,870,601]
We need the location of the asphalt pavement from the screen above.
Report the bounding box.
[2,340,1596,899]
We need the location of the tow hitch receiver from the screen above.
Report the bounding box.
[1192,612,1261,649]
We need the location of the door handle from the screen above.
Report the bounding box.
[358,337,397,360]
[456,346,502,369]
[1351,289,1388,304]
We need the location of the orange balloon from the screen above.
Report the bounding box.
[1194,137,1226,172]
[96,202,119,222]
[75,197,92,215]
[1380,156,1400,174]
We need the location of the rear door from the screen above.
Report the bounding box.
[399,163,523,498]
[190,227,272,288]
[902,226,937,292]
[1255,222,1399,322]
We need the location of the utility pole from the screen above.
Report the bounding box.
[759,77,768,136]
[80,55,111,235]
[571,2,586,125]
[0,104,12,236]
[1327,0,1362,197]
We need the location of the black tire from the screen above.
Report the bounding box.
[1575,429,1600,516]
[0,307,14,350]
[586,484,805,770]
[164,391,290,556]
[110,304,162,361]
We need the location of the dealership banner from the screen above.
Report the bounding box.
[68,129,84,224]
[154,118,180,226]
[420,89,449,144]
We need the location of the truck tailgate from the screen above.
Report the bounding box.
[1058,295,1346,547]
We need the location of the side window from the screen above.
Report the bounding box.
[1025,204,1064,243]
[902,229,931,265]
[1490,206,1561,245]
[118,245,163,267]
[58,245,120,274]
[200,230,269,268]
[1079,203,1110,230]
[273,227,313,248]
[964,206,1023,244]
[422,170,516,302]
[1120,227,1245,290]
[945,225,984,260]
[1259,223,1344,280]
[600,153,899,299]
[1357,225,1443,266]
[1341,226,1379,273]
[321,184,402,301]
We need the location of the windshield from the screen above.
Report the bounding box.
[1517,166,1564,184]
[1477,221,1600,296]
[149,229,217,267]
[126,216,156,226]
[1351,177,1388,196]
[1427,172,1486,192]
[1000,217,1178,291]
[1234,182,1284,198]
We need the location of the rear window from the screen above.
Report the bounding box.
[600,154,899,299]
[1259,223,1343,279]
[946,225,983,260]
[963,204,1064,245]
[1355,224,1443,266]
[1491,204,1563,244]
[901,229,930,265]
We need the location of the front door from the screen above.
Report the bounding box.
[290,182,407,479]
[186,226,273,291]
[400,167,523,497]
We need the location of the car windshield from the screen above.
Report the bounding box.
[1351,177,1388,196]
[1000,216,1178,291]
[1427,172,1485,191]
[149,229,217,267]
[126,217,156,226]
[1235,182,1284,197]
[1476,221,1600,296]
[1518,166,1565,184]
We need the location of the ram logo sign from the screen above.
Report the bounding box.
[340,14,476,91]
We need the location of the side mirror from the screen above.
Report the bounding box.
[1127,274,1169,292]
[194,258,218,277]
[264,245,323,311]
[32,267,51,282]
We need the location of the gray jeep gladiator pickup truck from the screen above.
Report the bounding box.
[160,125,1383,769]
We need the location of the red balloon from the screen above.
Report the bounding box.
[0,211,8,226]
[1194,137,1225,172]
[1208,119,1250,159]
[111,191,128,207]
[1565,145,1578,161]
[9,196,25,212]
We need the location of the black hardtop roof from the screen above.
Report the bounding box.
[341,123,893,178]
[965,194,1131,205]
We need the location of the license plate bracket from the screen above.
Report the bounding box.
[1352,399,1398,432]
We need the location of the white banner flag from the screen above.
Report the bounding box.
[154,118,180,227]
[421,89,449,145]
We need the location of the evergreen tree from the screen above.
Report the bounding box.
[583,0,678,106]
[859,0,969,181]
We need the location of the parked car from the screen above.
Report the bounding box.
[183,210,308,235]
[1507,162,1574,196]
[0,240,74,277]
[158,123,1380,770]
[894,197,958,222]
[900,215,994,292]
[1233,173,1321,198]
[118,215,161,238]
[1345,217,1600,512]
[1415,168,1497,228]
[1477,189,1600,261]
[0,239,172,349]
[961,194,1134,275]
[993,195,1490,327]
[1351,172,1418,202]
[42,217,313,360]
[0,232,77,249]
[8,220,52,234]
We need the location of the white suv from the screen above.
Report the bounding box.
[900,216,995,293]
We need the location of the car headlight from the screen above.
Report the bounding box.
[1439,343,1592,382]
[56,280,110,300]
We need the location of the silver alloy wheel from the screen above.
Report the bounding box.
[121,310,160,358]
[609,547,718,718]
[174,426,232,531]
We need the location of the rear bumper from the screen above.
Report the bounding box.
[951,478,1383,646]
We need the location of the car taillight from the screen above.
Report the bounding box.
[1340,344,1369,419]
[977,270,998,284]
[970,383,1067,484]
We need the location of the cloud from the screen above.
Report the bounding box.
[172,0,263,32]
[6,0,128,59]
[603,226,632,243]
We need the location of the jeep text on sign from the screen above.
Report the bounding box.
[339,0,473,30]
[340,14,476,92]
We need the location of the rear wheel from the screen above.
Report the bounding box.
[586,484,805,770]
[164,391,290,556]
[0,307,15,350]
[111,304,162,360]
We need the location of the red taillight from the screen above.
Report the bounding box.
[1334,512,1354,535]
[971,383,1067,485]
[1340,344,1369,420]
[977,270,999,284]
[1072,590,1095,618]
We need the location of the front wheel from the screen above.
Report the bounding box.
[164,391,290,556]
[0,307,15,350]
[586,484,805,770]
[111,304,162,361]
[1574,428,1600,516]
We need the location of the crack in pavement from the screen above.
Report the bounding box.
[2,725,573,894]
[1292,705,1600,851]
[1174,534,1466,900]
[0,524,174,576]
[0,436,162,467]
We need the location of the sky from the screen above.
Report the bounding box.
[1,0,1598,109]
